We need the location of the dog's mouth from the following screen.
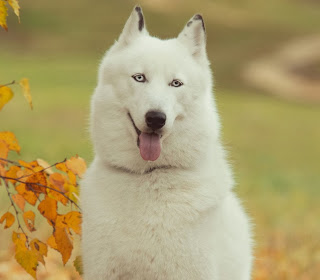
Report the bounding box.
[128,113,161,161]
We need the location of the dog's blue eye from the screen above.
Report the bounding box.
[132,74,146,83]
[170,79,183,87]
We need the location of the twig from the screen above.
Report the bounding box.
[3,179,29,246]
[0,80,15,88]
[1,175,81,210]
[16,158,67,180]
[0,157,34,171]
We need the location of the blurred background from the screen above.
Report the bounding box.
[1,0,320,279]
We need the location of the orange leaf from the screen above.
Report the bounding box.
[0,85,13,110]
[19,78,32,109]
[66,155,86,178]
[12,193,25,211]
[18,160,39,170]
[0,164,5,176]
[12,232,38,279]
[25,171,47,194]
[30,239,48,265]
[47,234,58,250]
[47,182,68,206]
[56,211,82,235]
[0,1,8,31]
[0,212,15,229]
[23,210,36,232]
[0,140,9,162]
[16,183,38,206]
[38,196,57,224]
[54,227,73,264]
[0,131,20,153]
[37,158,54,174]
[55,161,68,172]
[49,172,65,192]
[5,165,21,184]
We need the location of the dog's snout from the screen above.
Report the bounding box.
[145,111,166,130]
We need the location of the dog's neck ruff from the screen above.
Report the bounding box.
[106,163,176,175]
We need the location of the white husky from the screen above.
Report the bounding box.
[81,6,252,280]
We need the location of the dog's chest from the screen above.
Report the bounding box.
[83,172,216,279]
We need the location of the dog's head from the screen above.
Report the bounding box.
[90,6,221,172]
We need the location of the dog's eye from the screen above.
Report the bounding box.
[132,74,146,83]
[169,79,183,87]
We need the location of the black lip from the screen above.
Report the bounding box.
[128,113,141,147]
[128,113,163,148]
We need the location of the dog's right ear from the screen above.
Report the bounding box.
[116,6,148,48]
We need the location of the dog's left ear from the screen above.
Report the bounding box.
[177,14,207,61]
[116,6,148,48]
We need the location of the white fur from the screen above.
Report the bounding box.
[81,7,252,280]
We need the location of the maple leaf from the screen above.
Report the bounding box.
[12,232,38,279]
[66,155,87,178]
[0,85,13,110]
[19,78,33,110]
[30,239,48,265]
[0,211,15,229]
[0,0,8,31]
[38,195,57,224]
[12,193,26,211]
[54,227,73,265]
[7,0,20,21]
[0,131,21,153]
[23,210,36,232]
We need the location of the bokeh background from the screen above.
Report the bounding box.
[1,0,320,279]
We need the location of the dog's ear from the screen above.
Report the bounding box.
[177,14,207,61]
[116,6,148,48]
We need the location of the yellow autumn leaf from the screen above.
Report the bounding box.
[66,155,87,178]
[30,239,48,265]
[0,0,8,31]
[12,193,26,211]
[0,85,14,110]
[23,210,36,232]
[37,158,54,174]
[7,0,20,21]
[0,131,21,153]
[19,78,33,110]
[0,212,15,229]
[54,227,73,265]
[0,140,9,162]
[12,232,38,279]
[38,196,57,224]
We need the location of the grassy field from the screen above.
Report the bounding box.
[1,0,320,279]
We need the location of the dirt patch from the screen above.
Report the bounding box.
[243,35,320,103]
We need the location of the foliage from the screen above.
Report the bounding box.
[0,0,20,31]
[0,130,85,279]
[0,79,32,110]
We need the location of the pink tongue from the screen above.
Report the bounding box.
[139,133,161,161]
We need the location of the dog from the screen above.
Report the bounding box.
[81,6,252,280]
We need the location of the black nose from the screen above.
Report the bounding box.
[145,111,166,131]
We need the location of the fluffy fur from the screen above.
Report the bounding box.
[81,6,252,280]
